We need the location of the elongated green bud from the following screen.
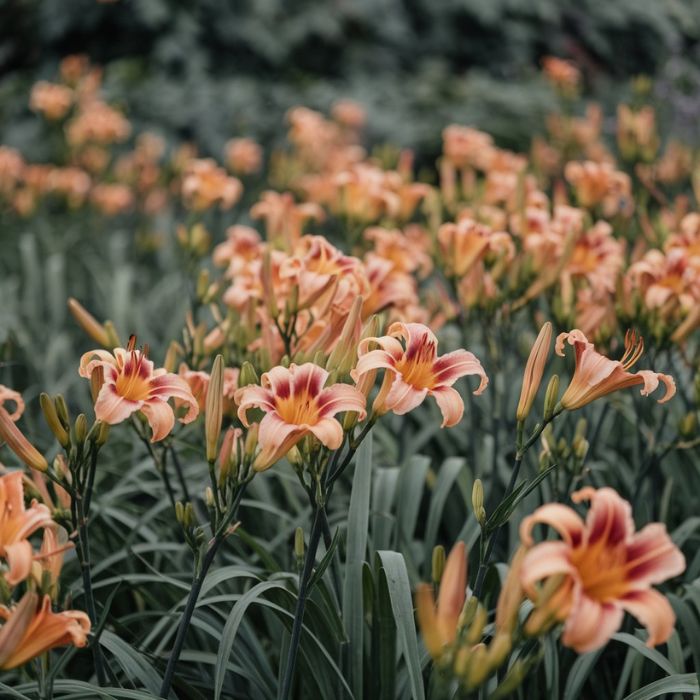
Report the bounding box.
[543,374,560,421]
[40,393,70,448]
[431,545,446,585]
[205,355,224,463]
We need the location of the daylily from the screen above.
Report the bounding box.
[353,322,488,427]
[520,487,685,652]
[556,329,675,410]
[0,471,53,585]
[0,592,90,670]
[235,363,366,471]
[79,337,199,442]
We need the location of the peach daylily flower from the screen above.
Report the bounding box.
[235,363,367,471]
[0,471,53,585]
[415,541,467,659]
[79,337,199,442]
[556,329,675,411]
[0,592,90,670]
[353,322,488,427]
[520,487,685,652]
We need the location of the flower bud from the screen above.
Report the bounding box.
[472,479,486,526]
[175,501,185,524]
[205,355,224,463]
[543,374,560,420]
[238,361,259,388]
[516,322,552,422]
[205,486,215,508]
[67,298,110,347]
[196,269,210,302]
[294,526,305,562]
[0,408,48,471]
[87,420,110,447]
[163,341,183,374]
[40,393,70,448]
[89,365,104,403]
[244,423,259,458]
[487,633,512,670]
[262,250,278,319]
[74,414,88,444]
[53,396,71,432]
[326,296,363,375]
[464,643,489,688]
[679,412,697,439]
[431,545,446,585]
[465,604,488,645]
[103,320,121,348]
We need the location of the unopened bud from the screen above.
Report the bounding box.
[54,396,70,432]
[262,250,278,319]
[326,296,363,375]
[287,445,303,468]
[196,269,210,301]
[184,503,195,528]
[294,526,305,560]
[88,420,110,447]
[103,320,121,348]
[175,501,185,524]
[543,374,560,420]
[163,341,183,374]
[40,393,70,448]
[238,361,259,388]
[244,423,259,458]
[464,643,489,688]
[487,632,512,670]
[472,479,486,526]
[431,545,446,585]
[516,322,552,422]
[74,414,88,445]
[0,408,48,472]
[205,486,215,507]
[67,298,110,347]
[205,355,224,462]
[680,412,697,439]
[466,604,488,645]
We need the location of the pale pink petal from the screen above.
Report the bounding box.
[519,503,584,547]
[555,329,590,357]
[261,365,295,397]
[149,374,199,423]
[140,400,176,442]
[636,371,676,403]
[316,384,367,419]
[4,540,34,586]
[94,384,141,425]
[620,589,676,647]
[308,417,344,449]
[432,349,489,394]
[254,413,305,471]
[357,335,405,361]
[235,385,275,425]
[384,375,428,414]
[520,541,576,597]
[562,591,623,652]
[352,349,397,379]
[389,322,438,362]
[431,386,464,428]
[625,523,686,587]
[573,487,634,548]
[78,349,117,378]
[291,363,326,398]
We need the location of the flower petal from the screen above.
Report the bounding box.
[94,384,141,425]
[140,400,175,442]
[573,487,634,548]
[3,540,34,586]
[432,349,489,394]
[308,417,343,449]
[317,384,367,420]
[431,386,464,428]
[625,523,686,588]
[383,375,428,414]
[561,590,623,653]
[620,588,676,647]
[520,541,576,597]
[519,503,584,547]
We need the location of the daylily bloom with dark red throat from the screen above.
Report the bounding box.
[79,336,199,442]
[556,329,675,410]
[520,487,685,652]
[352,322,488,427]
[235,363,366,471]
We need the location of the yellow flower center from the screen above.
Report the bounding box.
[115,352,151,402]
[570,543,628,602]
[275,391,320,425]
[396,342,437,390]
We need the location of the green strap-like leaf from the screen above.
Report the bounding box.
[622,673,699,700]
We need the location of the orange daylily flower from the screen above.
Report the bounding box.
[415,541,467,659]
[235,363,366,471]
[79,337,199,442]
[520,487,685,652]
[0,592,90,670]
[353,322,488,427]
[0,471,53,585]
[0,386,25,421]
[556,329,675,410]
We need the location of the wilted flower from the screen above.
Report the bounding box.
[353,322,488,426]
[235,363,366,471]
[556,329,675,410]
[79,337,199,442]
[520,487,685,652]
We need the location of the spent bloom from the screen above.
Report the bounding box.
[556,329,675,411]
[520,487,685,652]
[235,363,366,471]
[79,337,199,442]
[0,592,90,670]
[353,322,488,427]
